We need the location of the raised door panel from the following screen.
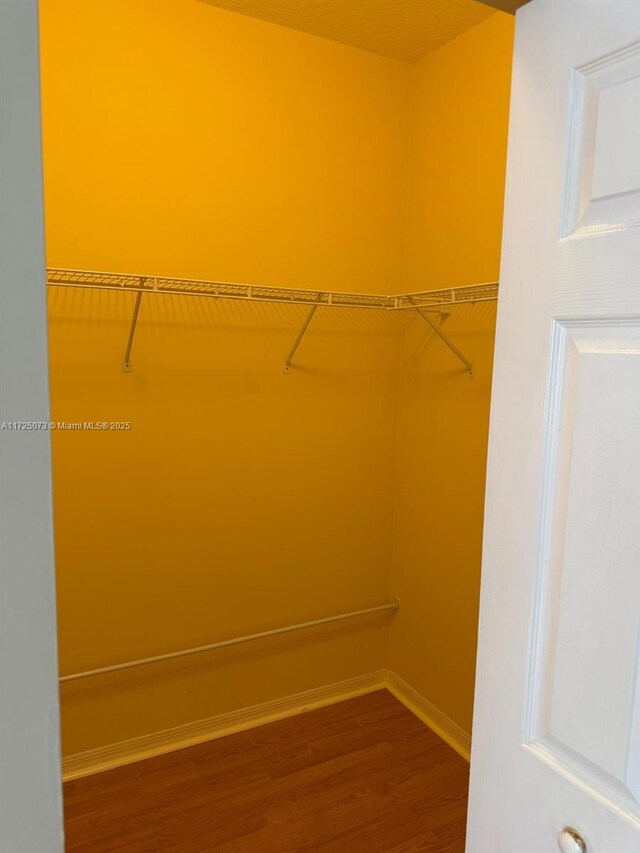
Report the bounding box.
[526,321,640,821]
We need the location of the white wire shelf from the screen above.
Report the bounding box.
[47,268,392,310]
[394,282,499,310]
[46,268,499,374]
[46,268,498,311]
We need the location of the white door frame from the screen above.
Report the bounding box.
[0,1,64,850]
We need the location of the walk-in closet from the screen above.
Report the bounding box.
[39,0,515,848]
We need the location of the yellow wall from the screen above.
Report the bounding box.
[389,12,514,734]
[40,0,513,757]
[40,0,410,293]
[40,0,410,755]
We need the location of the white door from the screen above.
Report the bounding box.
[467,1,640,851]
[0,1,64,851]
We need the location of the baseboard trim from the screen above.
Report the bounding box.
[385,670,471,761]
[62,669,387,781]
[63,668,470,780]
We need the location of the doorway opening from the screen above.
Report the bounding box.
[39,0,514,848]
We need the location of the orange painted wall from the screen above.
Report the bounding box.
[389,12,514,735]
[40,0,410,756]
[40,0,410,293]
[40,0,513,758]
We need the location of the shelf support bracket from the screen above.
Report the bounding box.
[410,298,474,375]
[284,297,321,374]
[122,277,145,372]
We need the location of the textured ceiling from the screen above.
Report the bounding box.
[196,0,495,63]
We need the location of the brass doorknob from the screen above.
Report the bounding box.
[558,827,587,853]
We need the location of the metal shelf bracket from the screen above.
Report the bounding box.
[284,296,322,374]
[410,298,474,375]
[122,277,145,372]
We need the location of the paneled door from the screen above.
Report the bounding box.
[467,1,640,851]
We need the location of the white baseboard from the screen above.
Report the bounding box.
[385,670,471,761]
[62,669,387,781]
[62,668,470,780]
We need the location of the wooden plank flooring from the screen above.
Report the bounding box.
[63,690,469,852]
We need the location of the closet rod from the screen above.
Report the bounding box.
[59,598,400,684]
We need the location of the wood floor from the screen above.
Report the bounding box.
[63,690,469,852]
